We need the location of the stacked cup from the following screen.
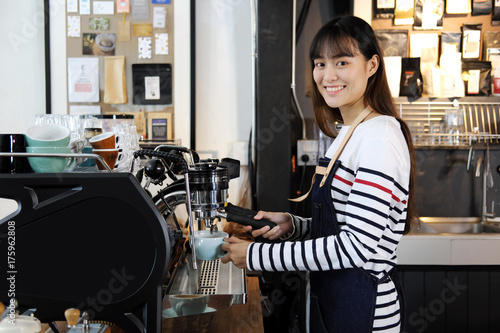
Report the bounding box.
[112,124,140,172]
[24,124,73,173]
[88,132,125,171]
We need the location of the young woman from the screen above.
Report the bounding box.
[222,15,416,332]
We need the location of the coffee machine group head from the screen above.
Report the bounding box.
[188,158,239,233]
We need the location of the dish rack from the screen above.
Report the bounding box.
[397,98,500,147]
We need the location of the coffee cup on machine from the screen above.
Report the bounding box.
[89,132,117,150]
[25,146,73,173]
[193,230,229,261]
[93,148,120,171]
[25,123,71,148]
[168,294,209,316]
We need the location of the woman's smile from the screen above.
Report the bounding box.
[325,85,346,94]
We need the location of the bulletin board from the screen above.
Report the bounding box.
[65,0,174,139]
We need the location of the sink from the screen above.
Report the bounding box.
[410,217,500,234]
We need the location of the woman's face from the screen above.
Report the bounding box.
[313,50,378,114]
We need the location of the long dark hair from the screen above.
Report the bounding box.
[310,16,417,234]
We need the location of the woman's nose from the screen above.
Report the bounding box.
[323,66,338,81]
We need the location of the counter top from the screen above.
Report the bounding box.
[162,276,264,332]
[397,233,500,265]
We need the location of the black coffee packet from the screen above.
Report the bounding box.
[400,57,423,98]
[373,0,394,19]
[375,29,408,57]
[462,60,492,96]
[472,0,492,16]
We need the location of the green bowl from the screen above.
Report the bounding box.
[26,146,72,173]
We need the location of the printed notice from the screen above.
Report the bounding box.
[145,76,160,100]
[132,0,149,20]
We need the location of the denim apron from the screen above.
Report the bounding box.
[309,158,405,333]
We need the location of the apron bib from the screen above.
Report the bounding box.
[309,158,405,333]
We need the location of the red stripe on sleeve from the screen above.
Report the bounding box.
[355,179,402,203]
[334,174,353,186]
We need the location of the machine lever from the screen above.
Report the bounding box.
[221,203,277,229]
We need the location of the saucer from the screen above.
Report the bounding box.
[162,307,216,318]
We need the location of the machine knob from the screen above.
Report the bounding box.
[144,158,166,180]
[64,308,81,327]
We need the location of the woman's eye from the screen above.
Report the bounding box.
[337,61,348,66]
[315,62,325,68]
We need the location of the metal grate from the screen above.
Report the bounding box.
[197,259,220,295]
[397,100,500,146]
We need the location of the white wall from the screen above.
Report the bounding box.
[0,0,48,133]
[194,0,253,159]
[194,0,253,204]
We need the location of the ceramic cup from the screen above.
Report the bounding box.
[26,146,72,173]
[0,134,29,173]
[89,132,116,150]
[193,230,229,261]
[113,149,132,172]
[168,294,209,316]
[93,148,119,171]
[25,123,71,148]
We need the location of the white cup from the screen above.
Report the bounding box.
[168,294,209,316]
[113,149,132,171]
[193,230,228,261]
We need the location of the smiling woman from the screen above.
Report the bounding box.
[222,15,417,333]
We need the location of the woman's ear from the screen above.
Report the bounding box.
[367,54,380,77]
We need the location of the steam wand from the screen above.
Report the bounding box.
[184,172,197,270]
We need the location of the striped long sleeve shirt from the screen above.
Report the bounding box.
[247,115,411,332]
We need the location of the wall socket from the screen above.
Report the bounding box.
[297,140,318,166]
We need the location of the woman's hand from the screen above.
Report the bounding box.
[221,237,251,269]
[243,211,293,241]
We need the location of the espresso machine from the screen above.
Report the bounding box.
[134,146,275,315]
[0,145,274,331]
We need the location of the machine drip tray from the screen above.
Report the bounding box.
[163,252,247,318]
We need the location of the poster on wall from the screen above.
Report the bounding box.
[67,57,99,102]
[82,33,116,55]
[132,0,149,20]
[132,64,172,105]
[147,112,172,140]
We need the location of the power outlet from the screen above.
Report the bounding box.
[297,140,318,166]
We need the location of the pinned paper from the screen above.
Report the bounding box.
[155,33,169,55]
[138,37,152,59]
[67,57,99,102]
[93,1,114,14]
[132,0,149,20]
[153,7,167,28]
[117,0,130,13]
[89,17,110,30]
[117,21,131,42]
[69,105,101,116]
[79,0,91,14]
[67,0,78,12]
[104,56,128,104]
[133,23,153,36]
[67,16,81,37]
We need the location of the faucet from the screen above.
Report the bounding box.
[474,145,495,222]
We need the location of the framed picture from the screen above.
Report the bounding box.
[147,112,173,140]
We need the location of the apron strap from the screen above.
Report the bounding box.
[289,107,373,202]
